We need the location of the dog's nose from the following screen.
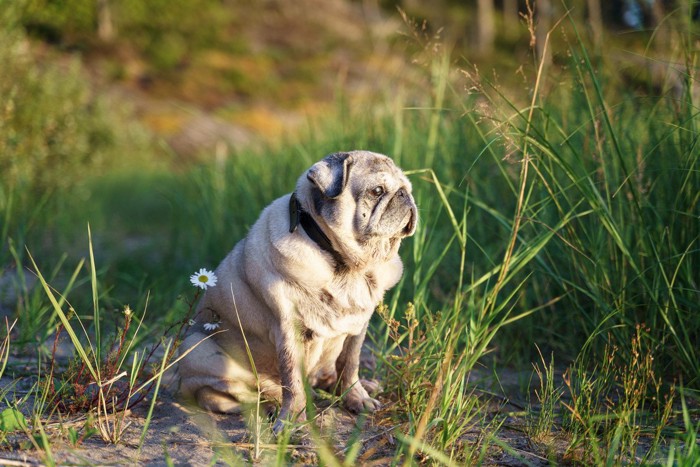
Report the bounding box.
[398,188,406,198]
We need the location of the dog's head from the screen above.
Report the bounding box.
[296,151,417,268]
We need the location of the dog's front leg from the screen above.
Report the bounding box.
[336,323,381,413]
[272,323,306,434]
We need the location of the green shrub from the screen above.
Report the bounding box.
[20,0,96,44]
[0,7,158,268]
[0,9,155,195]
[115,0,231,72]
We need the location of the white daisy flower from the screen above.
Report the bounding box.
[203,322,220,332]
[190,268,218,290]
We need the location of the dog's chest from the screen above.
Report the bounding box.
[297,272,379,338]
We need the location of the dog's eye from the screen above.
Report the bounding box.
[371,186,384,197]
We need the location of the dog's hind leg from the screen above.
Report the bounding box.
[195,387,241,414]
[178,332,258,411]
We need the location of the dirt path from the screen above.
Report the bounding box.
[0,371,401,466]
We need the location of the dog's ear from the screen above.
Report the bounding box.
[307,152,354,198]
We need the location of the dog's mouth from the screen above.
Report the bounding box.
[368,199,417,239]
[401,209,416,237]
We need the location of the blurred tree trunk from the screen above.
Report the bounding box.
[477,0,495,55]
[650,0,665,26]
[642,0,669,48]
[97,0,115,42]
[503,0,519,31]
[586,0,603,49]
[650,0,668,47]
[536,0,552,66]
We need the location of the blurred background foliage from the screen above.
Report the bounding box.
[9,0,696,145]
[5,0,695,178]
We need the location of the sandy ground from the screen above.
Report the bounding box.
[0,317,680,466]
[0,381,399,466]
[2,363,682,466]
[0,365,561,466]
[0,357,409,467]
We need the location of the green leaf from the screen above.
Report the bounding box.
[0,408,27,432]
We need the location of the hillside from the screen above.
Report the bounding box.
[18,0,426,162]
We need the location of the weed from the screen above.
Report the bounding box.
[0,318,15,382]
[669,389,700,464]
[527,347,563,443]
[562,325,677,464]
[15,228,200,448]
[64,417,97,448]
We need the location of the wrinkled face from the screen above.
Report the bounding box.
[347,154,416,242]
[303,151,417,245]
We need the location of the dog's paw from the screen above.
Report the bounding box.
[345,394,381,414]
[344,385,381,414]
[309,366,338,393]
[272,405,306,436]
[272,418,284,436]
[360,378,382,396]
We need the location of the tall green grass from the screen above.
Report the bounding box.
[484,36,700,382]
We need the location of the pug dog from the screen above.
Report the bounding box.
[178,150,417,432]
